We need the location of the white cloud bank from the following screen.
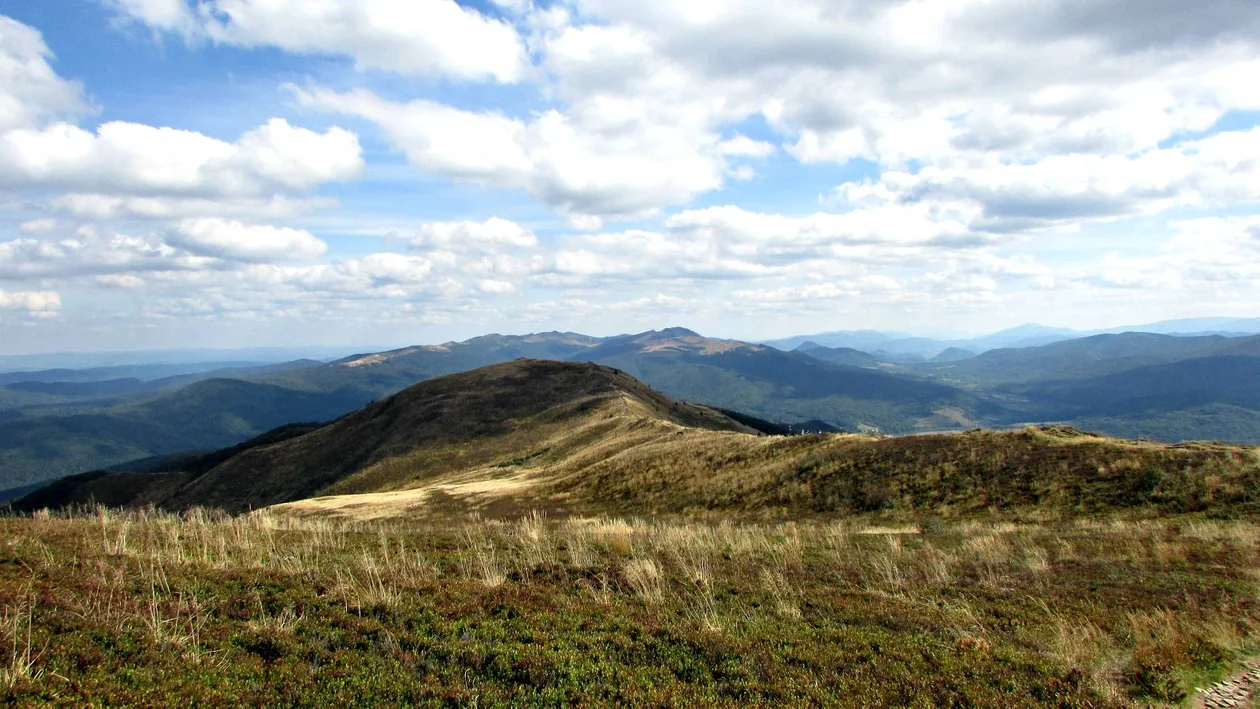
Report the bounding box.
[5,2,1260,345]
[107,0,526,82]
[167,218,328,262]
[0,118,362,197]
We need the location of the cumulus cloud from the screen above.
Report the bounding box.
[409,217,539,250]
[543,203,980,284]
[0,217,328,284]
[17,218,56,234]
[277,0,1260,234]
[0,17,89,132]
[294,87,735,221]
[548,0,1260,177]
[0,230,208,279]
[11,2,1260,341]
[108,0,527,82]
[167,218,328,262]
[0,118,362,197]
[837,126,1260,234]
[0,288,60,315]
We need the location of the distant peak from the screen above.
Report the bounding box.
[655,327,701,338]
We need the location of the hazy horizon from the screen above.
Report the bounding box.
[3,314,1259,360]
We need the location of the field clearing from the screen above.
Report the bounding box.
[2,508,1258,705]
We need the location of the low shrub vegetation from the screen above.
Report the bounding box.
[1,506,1258,705]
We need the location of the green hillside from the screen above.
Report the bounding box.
[16,361,1258,520]
[571,330,992,433]
[0,379,363,490]
[917,332,1260,385]
[8,329,1260,495]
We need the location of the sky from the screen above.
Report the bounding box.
[0,0,1258,354]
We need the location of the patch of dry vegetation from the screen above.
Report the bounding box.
[268,422,1260,522]
[1,507,1258,704]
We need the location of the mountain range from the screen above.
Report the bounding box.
[14,359,1258,519]
[764,317,1260,359]
[3,323,1260,495]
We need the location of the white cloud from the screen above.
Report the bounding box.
[279,253,436,292]
[717,135,776,158]
[542,0,1260,184]
[105,0,196,34]
[95,274,145,288]
[0,118,362,197]
[0,17,89,132]
[167,218,328,262]
[50,193,336,221]
[0,230,210,279]
[410,217,539,250]
[8,2,1260,344]
[17,218,57,234]
[836,125,1260,234]
[109,0,527,83]
[478,279,516,294]
[540,203,980,287]
[295,87,730,221]
[665,205,972,248]
[0,288,60,315]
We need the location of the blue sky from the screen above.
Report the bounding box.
[0,0,1258,354]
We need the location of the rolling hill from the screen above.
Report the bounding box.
[8,326,1260,495]
[15,360,760,512]
[791,343,885,368]
[15,361,1259,521]
[0,359,324,416]
[0,378,364,491]
[765,318,1260,358]
[569,329,993,433]
[1007,355,1260,417]
[264,332,601,399]
[916,332,1260,385]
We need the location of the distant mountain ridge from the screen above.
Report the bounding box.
[5,324,1260,494]
[14,361,1259,521]
[764,317,1260,358]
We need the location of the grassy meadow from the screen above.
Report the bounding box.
[2,507,1259,706]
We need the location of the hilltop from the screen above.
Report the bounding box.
[16,360,758,513]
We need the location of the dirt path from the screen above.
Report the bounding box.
[1194,662,1260,708]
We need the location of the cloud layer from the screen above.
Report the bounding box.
[2,2,1260,349]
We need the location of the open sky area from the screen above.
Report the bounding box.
[0,0,1258,353]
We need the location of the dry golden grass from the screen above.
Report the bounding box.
[3,505,1260,704]
[0,593,40,689]
[231,399,1260,526]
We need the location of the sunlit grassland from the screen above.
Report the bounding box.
[1,507,1258,705]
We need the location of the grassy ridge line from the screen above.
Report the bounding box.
[546,426,1260,517]
[1,509,1257,704]
[14,360,1260,519]
[276,420,1260,521]
[158,361,758,513]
